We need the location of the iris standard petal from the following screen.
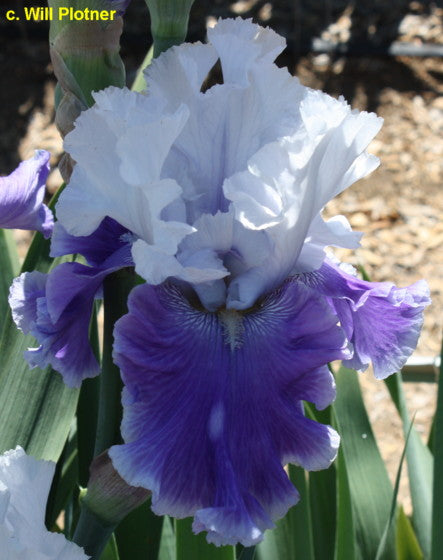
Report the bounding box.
[110,280,348,546]
[56,18,384,310]
[0,150,53,237]
[303,259,431,379]
[224,93,382,309]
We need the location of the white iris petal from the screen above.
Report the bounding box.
[57,17,382,311]
[0,447,88,559]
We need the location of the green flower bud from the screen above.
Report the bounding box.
[48,1,126,179]
[74,452,149,558]
[145,0,195,57]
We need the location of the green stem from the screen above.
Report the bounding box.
[431,341,443,559]
[73,269,136,555]
[93,269,135,457]
[72,501,116,559]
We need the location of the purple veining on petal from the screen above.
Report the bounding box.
[51,217,134,269]
[109,280,348,546]
[302,259,431,379]
[9,263,117,387]
[0,150,53,237]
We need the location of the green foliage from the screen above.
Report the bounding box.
[333,367,396,559]
[0,228,19,334]
[0,224,79,461]
[385,373,433,557]
[431,343,443,559]
[256,466,315,560]
[175,518,235,560]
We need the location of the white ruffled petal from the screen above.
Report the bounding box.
[224,89,381,307]
[145,42,218,110]
[117,105,189,186]
[57,88,191,257]
[159,48,304,220]
[133,240,228,286]
[55,166,110,236]
[57,18,382,312]
[207,17,286,85]
[309,214,362,249]
[0,447,88,559]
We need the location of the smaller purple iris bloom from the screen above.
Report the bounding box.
[0,150,53,238]
[10,218,133,387]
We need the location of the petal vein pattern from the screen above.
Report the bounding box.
[109,281,347,547]
[56,17,383,309]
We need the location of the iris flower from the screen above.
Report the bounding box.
[0,150,53,237]
[10,18,429,546]
[0,447,88,558]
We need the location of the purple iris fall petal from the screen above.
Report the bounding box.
[0,150,53,237]
[9,262,115,387]
[109,280,348,546]
[303,259,431,379]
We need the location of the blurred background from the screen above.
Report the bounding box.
[0,0,442,511]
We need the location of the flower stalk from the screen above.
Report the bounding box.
[94,268,137,457]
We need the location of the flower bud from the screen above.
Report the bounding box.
[82,451,149,525]
[145,0,195,56]
[48,1,126,179]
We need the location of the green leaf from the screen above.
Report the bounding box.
[305,402,337,560]
[309,466,336,560]
[0,197,79,460]
[46,427,79,528]
[175,518,235,560]
[0,228,20,333]
[385,373,433,557]
[375,415,414,560]
[158,517,176,560]
[334,446,357,560]
[100,533,120,560]
[115,500,164,560]
[131,46,154,92]
[0,319,79,460]
[237,546,256,560]
[431,342,443,560]
[396,508,423,560]
[77,303,101,486]
[333,367,395,559]
[256,465,314,560]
